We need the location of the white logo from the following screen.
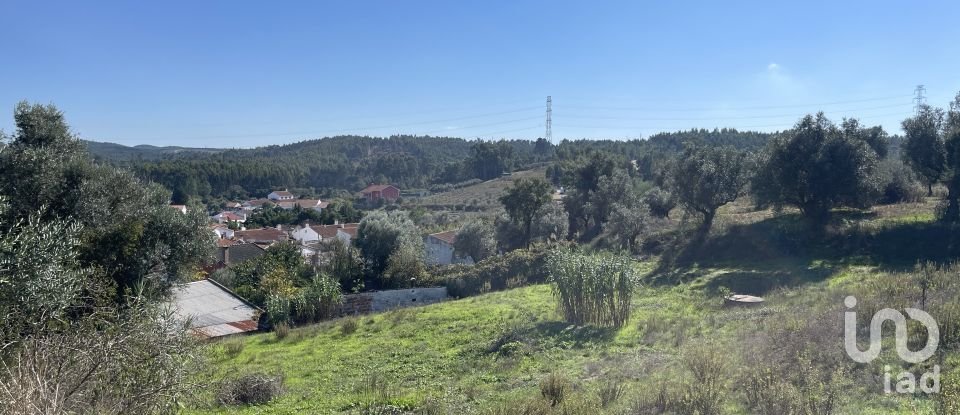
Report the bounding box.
[843,295,940,394]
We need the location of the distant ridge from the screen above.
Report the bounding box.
[83,140,225,161]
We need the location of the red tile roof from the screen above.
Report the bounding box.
[429,230,457,245]
[234,228,287,242]
[360,184,397,193]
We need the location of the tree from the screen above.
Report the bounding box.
[499,178,552,248]
[0,103,208,412]
[671,145,750,236]
[754,113,882,226]
[940,93,960,221]
[355,211,423,282]
[608,202,652,253]
[454,219,496,262]
[324,239,365,293]
[902,105,947,196]
[0,102,213,302]
[643,187,676,218]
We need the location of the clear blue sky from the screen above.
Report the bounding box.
[2,1,958,147]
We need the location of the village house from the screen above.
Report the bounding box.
[234,226,288,244]
[169,204,187,214]
[337,226,359,244]
[217,242,266,266]
[425,230,474,266]
[359,184,400,204]
[241,198,271,212]
[212,211,246,224]
[274,199,329,212]
[211,224,234,239]
[170,279,261,338]
[224,201,243,210]
[267,190,295,201]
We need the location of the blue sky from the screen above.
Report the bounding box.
[1,1,958,147]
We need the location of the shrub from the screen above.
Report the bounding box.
[878,160,925,204]
[273,322,290,340]
[442,245,553,298]
[341,318,359,335]
[675,342,728,415]
[223,340,245,358]
[539,372,569,407]
[547,249,637,327]
[596,378,626,408]
[216,373,284,406]
[643,187,676,218]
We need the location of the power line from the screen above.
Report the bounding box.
[560,94,912,112]
[556,103,911,122]
[553,110,914,132]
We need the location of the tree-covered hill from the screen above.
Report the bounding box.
[86,129,780,204]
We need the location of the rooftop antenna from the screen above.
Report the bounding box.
[545,96,552,143]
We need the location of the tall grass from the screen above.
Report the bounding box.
[547,249,637,327]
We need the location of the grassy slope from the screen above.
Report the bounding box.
[191,199,952,414]
[418,168,547,211]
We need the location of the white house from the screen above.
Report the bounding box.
[275,199,328,212]
[425,230,474,266]
[212,211,246,224]
[336,225,359,245]
[169,204,187,214]
[267,190,295,201]
[211,224,235,240]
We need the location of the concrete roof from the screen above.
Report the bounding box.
[170,279,261,338]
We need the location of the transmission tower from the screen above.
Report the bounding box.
[914,85,927,115]
[545,96,552,143]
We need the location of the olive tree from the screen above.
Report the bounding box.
[670,145,750,236]
[753,113,882,226]
[499,178,552,248]
[902,105,947,196]
[454,218,496,262]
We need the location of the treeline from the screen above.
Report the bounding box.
[115,136,556,203]
[92,129,786,204]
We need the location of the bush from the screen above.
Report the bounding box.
[547,249,637,327]
[442,245,554,298]
[878,160,925,204]
[223,340,245,358]
[273,322,290,340]
[539,372,569,407]
[341,318,359,335]
[596,378,626,408]
[675,343,728,415]
[643,187,676,218]
[216,373,284,406]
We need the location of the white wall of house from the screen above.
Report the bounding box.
[426,236,455,265]
[268,191,294,201]
[425,236,474,266]
[336,229,353,244]
[291,225,320,243]
[213,227,234,239]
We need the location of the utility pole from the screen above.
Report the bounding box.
[545,96,552,143]
[914,85,927,115]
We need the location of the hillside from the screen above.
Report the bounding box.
[190,199,958,414]
[418,167,549,212]
[83,140,224,161]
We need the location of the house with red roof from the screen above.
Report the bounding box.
[425,230,473,266]
[359,184,400,204]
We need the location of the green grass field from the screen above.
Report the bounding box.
[190,199,958,414]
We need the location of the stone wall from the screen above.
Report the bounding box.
[337,287,448,316]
